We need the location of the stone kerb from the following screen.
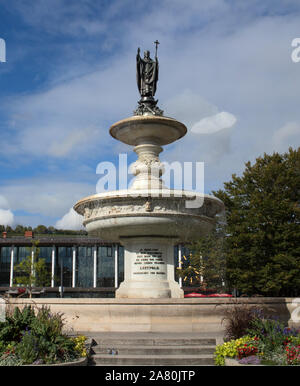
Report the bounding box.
[5,298,299,333]
[25,356,88,367]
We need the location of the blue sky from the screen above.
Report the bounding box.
[0,0,300,229]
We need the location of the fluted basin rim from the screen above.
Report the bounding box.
[74,189,224,215]
[109,115,187,146]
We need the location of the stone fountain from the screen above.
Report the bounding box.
[74,44,224,299]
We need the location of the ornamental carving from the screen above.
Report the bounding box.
[82,196,220,223]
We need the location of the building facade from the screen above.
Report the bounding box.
[0,233,186,297]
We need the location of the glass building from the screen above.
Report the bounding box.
[0,234,184,297]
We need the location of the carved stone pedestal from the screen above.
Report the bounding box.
[116,237,184,299]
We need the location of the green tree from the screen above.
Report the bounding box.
[14,225,25,234]
[5,225,13,234]
[47,226,56,234]
[34,225,48,234]
[14,242,51,298]
[177,221,227,291]
[213,147,300,296]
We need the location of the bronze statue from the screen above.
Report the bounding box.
[134,41,163,116]
[136,48,158,98]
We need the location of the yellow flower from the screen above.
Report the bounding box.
[72,335,87,357]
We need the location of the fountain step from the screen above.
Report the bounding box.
[88,336,217,366]
[92,345,215,355]
[93,338,216,346]
[90,354,215,366]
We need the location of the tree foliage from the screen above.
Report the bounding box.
[177,221,227,291]
[0,224,87,236]
[14,242,51,297]
[213,147,300,296]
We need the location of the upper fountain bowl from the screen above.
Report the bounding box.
[109,115,187,146]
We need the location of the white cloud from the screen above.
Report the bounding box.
[0,195,10,210]
[47,127,99,158]
[2,56,136,160]
[191,111,237,134]
[0,209,14,226]
[161,92,236,181]
[272,122,300,152]
[0,195,14,226]
[0,179,94,218]
[163,89,218,128]
[55,208,84,230]
[6,0,107,37]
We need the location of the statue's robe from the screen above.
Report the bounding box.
[136,55,159,97]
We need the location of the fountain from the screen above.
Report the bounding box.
[74,44,224,298]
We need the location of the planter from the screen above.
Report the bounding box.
[23,337,92,367]
[225,358,263,366]
[224,357,300,366]
[25,356,88,366]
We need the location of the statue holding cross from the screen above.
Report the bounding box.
[134,40,163,116]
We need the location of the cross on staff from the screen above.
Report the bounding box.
[154,40,160,58]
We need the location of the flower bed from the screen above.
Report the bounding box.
[214,316,300,366]
[0,305,88,366]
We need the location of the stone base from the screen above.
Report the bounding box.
[116,280,184,299]
[116,236,184,299]
[8,298,227,333]
[6,298,299,333]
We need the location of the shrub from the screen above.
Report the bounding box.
[0,305,87,365]
[216,302,300,366]
[0,341,6,355]
[222,300,264,340]
[15,331,39,364]
[72,335,88,357]
[0,306,35,343]
[247,317,299,353]
[285,343,300,365]
[30,306,64,341]
[0,353,23,366]
[214,336,253,365]
[237,338,259,359]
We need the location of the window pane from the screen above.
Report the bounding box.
[14,246,29,264]
[97,246,114,287]
[38,247,52,264]
[14,246,31,283]
[56,247,72,287]
[76,247,93,288]
[174,245,179,281]
[118,246,124,285]
[38,246,52,274]
[0,247,11,286]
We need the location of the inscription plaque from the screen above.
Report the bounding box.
[132,248,167,278]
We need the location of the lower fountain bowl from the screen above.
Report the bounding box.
[74,189,224,243]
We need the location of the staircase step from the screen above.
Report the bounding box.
[94,338,216,346]
[91,354,215,366]
[87,334,218,366]
[93,345,215,355]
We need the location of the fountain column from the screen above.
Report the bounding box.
[117,237,183,298]
[110,115,188,298]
